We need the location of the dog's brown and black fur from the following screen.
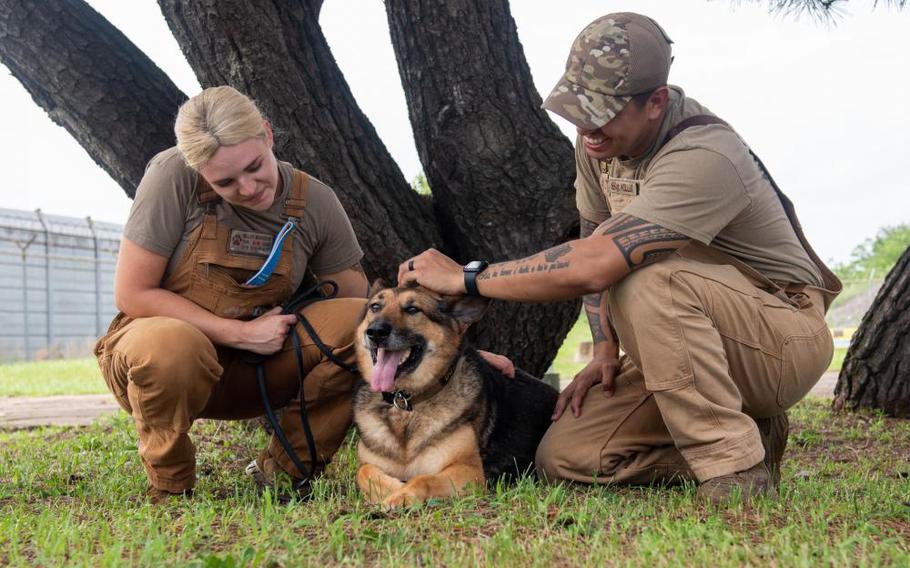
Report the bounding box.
[353,285,558,508]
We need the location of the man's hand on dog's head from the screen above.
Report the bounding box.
[398,249,465,295]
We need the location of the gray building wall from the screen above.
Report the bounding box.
[0,208,121,362]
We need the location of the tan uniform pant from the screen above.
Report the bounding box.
[536,255,832,483]
[95,298,365,492]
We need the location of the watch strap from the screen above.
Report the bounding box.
[464,270,481,297]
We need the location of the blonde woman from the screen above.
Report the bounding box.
[95,86,368,503]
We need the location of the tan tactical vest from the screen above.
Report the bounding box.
[104,170,310,336]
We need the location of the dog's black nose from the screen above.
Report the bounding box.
[366,322,392,343]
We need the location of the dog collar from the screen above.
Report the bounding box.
[380,355,461,412]
[382,390,414,411]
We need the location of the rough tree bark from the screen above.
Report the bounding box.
[158,0,442,283]
[834,245,910,418]
[384,0,581,369]
[0,0,186,194]
[2,0,582,375]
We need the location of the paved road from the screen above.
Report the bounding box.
[0,372,839,429]
[0,394,122,428]
[809,371,838,398]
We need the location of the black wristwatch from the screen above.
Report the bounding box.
[463,260,489,297]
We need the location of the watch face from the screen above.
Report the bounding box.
[464,260,487,272]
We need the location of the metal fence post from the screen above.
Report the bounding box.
[11,234,37,360]
[21,249,28,359]
[35,208,53,356]
[86,216,103,337]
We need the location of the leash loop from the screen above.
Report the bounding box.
[248,279,360,493]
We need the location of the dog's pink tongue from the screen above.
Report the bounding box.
[370,348,404,392]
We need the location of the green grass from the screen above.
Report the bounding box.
[0,398,907,566]
[549,311,589,379]
[0,332,850,399]
[829,347,848,373]
[0,358,106,397]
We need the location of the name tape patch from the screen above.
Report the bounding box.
[228,229,274,257]
[608,178,640,197]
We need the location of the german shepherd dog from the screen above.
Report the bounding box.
[353,285,558,508]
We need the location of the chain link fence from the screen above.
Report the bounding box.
[0,208,121,362]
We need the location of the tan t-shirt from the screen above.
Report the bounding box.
[124,147,363,288]
[575,86,823,287]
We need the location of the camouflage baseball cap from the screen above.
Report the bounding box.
[542,13,673,130]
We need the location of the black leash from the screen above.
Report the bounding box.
[245,280,358,494]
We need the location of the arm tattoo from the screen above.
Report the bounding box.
[581,214,618,345]
[544,243,572,262]
[580,216,600,239]
[584,305,608,343]
[596,213,688,271]
[583,288,619,346]
[477,243,573,282]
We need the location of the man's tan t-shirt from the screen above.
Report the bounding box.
[124,147,363,288]
[575,86,823,287]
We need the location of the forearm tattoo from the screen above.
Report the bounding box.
[596,213,688,271]
[477,243,573,282]
[582,286,619,345]
[584,304,607,343]
[580,214,619,346]
[579,217,600,239]
[580,215,608,343]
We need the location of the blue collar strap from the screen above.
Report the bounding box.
[244,219,297,287]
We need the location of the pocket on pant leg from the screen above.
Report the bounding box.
[700,265,800,350]
[777,324,833,410]
[98,351,132,413]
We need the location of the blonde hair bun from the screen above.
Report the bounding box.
[175,86,266,171]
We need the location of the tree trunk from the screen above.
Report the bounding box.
[157,0,441,283]
[3,0,583,375]
[834,244,910,418]
[0,0,186,194]
[384,0,581,372]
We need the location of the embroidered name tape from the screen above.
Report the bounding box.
[608,178,640,197]
[228,230,274,257]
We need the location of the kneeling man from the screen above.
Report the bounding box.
[398,12,841,504]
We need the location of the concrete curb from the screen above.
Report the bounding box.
[0,372,839,429]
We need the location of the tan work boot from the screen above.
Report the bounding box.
[696,462,776,505]
[755,412,789,488]
[146,486,192,505]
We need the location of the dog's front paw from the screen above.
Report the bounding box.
[382,487,425,509]
[357,464,404,505]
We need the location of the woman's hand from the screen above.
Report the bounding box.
[233,307,299,355]
[398,249,465,295]
[477,350,515,378]
[551,354,620,421]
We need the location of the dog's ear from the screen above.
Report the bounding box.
[442,295,491,328]
[368,278,386,298]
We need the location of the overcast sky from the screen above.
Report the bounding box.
[1,0,908,264]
